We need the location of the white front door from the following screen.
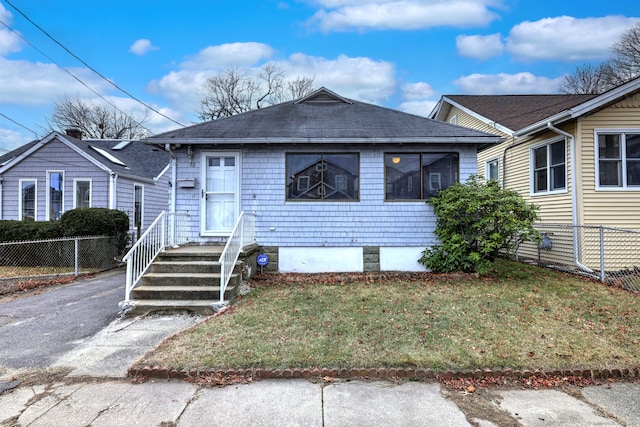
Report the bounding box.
[201,152,240,236]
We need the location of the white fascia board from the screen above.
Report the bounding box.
[428,98,447,120]
[0,133,56,174]
[153,163,172,182]
[56,134,114,174]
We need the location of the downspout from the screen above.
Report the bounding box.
[165,144,177,246]
[546,122,593,273]
[0,176,3,219]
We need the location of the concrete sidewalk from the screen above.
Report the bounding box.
[1,313,639,426]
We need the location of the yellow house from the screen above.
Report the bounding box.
[430,77,640,275]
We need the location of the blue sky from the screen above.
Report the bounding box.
[0,0,638,152]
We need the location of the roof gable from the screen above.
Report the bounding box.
[148,87,502,145]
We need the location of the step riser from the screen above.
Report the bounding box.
[156,254,221,263]
[132,289,229,300]
[150,263,222,274]
[141,275,239,288]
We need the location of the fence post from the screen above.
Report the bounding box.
[599,226,605,283]
[74,238,79,276]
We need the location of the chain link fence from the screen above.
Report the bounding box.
[513,224,640,292]
[0,236,122,295]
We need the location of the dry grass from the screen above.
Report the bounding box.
[134,259,640,372]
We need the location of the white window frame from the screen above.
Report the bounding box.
[595,129,640,190]
[429,172,441,191]
[19,178,37,221]
[134,183,144,230]
[46,170,64,221]
[530,138,567,196]
[449,115,458,125]
[73,178,92,208]
[486,158,499,181]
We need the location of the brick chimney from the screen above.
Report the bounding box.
[65,128,82,139]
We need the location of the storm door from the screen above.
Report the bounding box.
[201,152,240,235]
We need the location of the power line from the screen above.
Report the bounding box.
[3,0,186,128]
[0,111,39,139]
[0,18,156,137]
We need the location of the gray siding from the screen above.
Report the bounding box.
[174,144,478,247]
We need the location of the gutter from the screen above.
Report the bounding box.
[545,122,593,273]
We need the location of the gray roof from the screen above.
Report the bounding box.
[0,132,170,180]
[438,94,598,132]
[148,87,502,145]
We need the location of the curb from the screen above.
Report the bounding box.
[128,365,640,386]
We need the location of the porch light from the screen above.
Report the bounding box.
[392,157,401,164]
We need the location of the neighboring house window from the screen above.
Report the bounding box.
[449,115,458,125]
[596,131,640,188]
[486,158,499,181]
[47,171,64,220]
[286,153,359,200]
[74,179,92,208]
[531,140,566,194]
[385,153,459,200]
[134,184,143,232]
[19,179,36,221]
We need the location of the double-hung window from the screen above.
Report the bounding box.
[286,153,359,201]
[74,179,92,208]
[47,171,64,220]
[385,153,459,200]
[596,131,640,188]
[19,179,37,221]
[486,158,499,181]
[531,140,566,194]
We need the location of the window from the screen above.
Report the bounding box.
[385,153,459,200]
[531,140,566,194]
[134,184,143,231]
[19,179,36,221]
[486,158,499,181]
[47,171,64,220]
[597,131,640,188]
[287,153,359,200]
[74,179,91,208]
[449,115,458,125]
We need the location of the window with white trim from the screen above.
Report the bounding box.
[134,184,143,230]
[19,179,36,221]
[74,179,92,208]
[531,140,566,194]
[47,171,64,220]
[596,131,640,188]
[486,158,499,181]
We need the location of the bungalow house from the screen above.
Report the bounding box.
[0,130,171,240]
[146,87,501,273]
[429,76,640,270]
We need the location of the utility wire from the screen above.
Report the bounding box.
[4,0,186,128]
[0,18,156,136]
[0,111,39,139]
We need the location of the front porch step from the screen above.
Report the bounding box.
[131,285,232,300]
[125,299,226,316]
[141,272,228,286]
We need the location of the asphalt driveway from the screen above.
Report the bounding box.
[0,269,125,370]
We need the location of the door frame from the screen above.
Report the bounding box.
[200,150,241,236]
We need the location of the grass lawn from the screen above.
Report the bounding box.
[133,259,640,373]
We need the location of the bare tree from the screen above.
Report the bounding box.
[49,96,149,139]
[560,63,618,94]
[611,21,640,82]
[198,63,315,121]
[562,21,640,94]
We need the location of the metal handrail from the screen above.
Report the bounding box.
[218,211,256,303]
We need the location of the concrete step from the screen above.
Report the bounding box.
[140,272,240,288]
[157,247,223,263]
[125,299,225,316]
[131,285,232,300]
[150,260,222,274]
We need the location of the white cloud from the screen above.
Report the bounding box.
[398,100,437,117]
[454,72,564,94]
[148,46,398,117]
[0,127,33,153]
[0,3,22,56]
[129,39,159,56]
[457,33,503,60]
[506,15,640,61]
[0,58,113,105]
[401,82,435,100]
[181,42,275,70]
[307,0,501,32]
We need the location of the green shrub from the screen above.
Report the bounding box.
[0,220,62,242]
[419,176,539,274]
[60,208,130,253]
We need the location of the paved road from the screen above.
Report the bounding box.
[0,269,125,369]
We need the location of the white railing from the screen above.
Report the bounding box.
[218,211,256,303]
[122,211,191,302]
